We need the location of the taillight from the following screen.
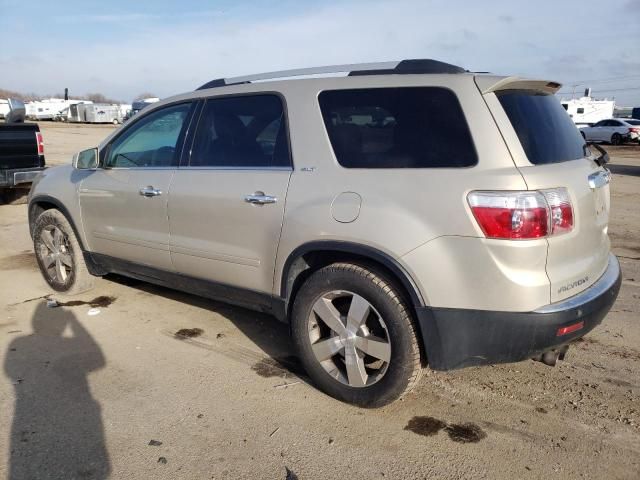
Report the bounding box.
[35,131,44,155]
[468,188,573,240]
[629,127,640,133]
[468,191,548,239]
[542,188,573,235]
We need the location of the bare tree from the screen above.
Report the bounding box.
[85,93,121,104]
[134,92,158,100]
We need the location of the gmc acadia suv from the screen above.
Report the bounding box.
[28,59,621,407]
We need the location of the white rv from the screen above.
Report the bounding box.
[0,99,10,119]
[26,98,95,121]
[26,98,69,120]
[560,90,615,127]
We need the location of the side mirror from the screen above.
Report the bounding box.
[73,148,98,169]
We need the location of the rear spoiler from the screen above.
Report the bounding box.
[474,75,562,95]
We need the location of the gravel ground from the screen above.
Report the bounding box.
[0,123,638,479]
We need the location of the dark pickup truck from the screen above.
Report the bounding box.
[1,99,46,204]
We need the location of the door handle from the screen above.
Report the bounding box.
[139,186,162,197]
[244,191,277,205]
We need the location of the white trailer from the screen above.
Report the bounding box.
[560,91,615,126]
[69,103,123,124]
[26,98,94,121]
[83,104,122,124]
[26,98,69,120]
[0,99,9,119]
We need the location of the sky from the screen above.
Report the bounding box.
[1,0,639,105]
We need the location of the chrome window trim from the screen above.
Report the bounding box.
[98,166,294,172]
[534,254,620,313]
[96,167,178,171]
[178,166,293,172]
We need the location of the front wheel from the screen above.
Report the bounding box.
[291,263,422,407]
[33,209,94,295]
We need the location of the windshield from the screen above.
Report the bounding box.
[497,90,586,165]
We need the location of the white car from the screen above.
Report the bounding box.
[580,118,640,145]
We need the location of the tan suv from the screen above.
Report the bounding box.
[28,59,621,407]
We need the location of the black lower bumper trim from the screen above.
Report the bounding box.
[416,255,622,370]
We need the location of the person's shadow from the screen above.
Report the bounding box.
[4,303,110,479]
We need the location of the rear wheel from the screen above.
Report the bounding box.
[291,263,422,407]
[33,209,94,295]
[611,133,622,145]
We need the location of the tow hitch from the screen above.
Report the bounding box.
[532,345,570,367]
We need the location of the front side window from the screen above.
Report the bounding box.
[190,94,290,168]
[497,90,585,165]
[104,103,192,168]
[318,87,477,168]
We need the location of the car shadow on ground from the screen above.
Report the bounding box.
[107,274,306,379]
[608,163,640,178]
[4,303,110,480]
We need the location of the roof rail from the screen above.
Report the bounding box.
[196,59,467,90]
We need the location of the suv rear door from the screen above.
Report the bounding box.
[480,79,610,303]
[168,94,292,295]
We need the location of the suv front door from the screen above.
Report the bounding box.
[168,94,292,296]
[79,102,194,270]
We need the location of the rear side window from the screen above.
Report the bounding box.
[318,87,477,168]
[497,91,585,165]
[190,94,290,168]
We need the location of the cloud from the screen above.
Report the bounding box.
[1,0,639,105]
[54,10,224,24]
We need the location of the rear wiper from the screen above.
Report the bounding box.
[585,142,609,167]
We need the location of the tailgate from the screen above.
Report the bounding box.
[480,80,611,303]
[517,160,610,302]
[0,124,42,169]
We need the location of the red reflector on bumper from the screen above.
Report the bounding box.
[556,321,584,336]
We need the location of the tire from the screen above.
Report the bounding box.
[1,188,29,205]
[33,209,94,295]
[291,262,422,407]
[611,133,622,145]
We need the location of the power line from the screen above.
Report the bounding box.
[557,86,640,95]
[563,74,640,85]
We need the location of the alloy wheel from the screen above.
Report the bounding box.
[37,225,73,284]
[308,290,391,387]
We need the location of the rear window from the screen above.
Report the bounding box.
[318,87,477,168]
[626,119,640,126]
[497,90,586,165]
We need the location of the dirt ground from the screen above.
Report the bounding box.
[0,123,639,479]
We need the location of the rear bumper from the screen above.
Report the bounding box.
[416,254,621,370]
[0,167,45,187]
